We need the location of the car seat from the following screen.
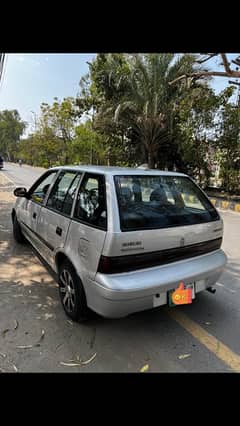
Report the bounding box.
[119,187,133,205]
[150,185,169,204]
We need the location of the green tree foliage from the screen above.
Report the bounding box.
[5,54,240,196]
[214,87,240,193]
[0,110,26,160]
[72,120,107,165]
[77,53,208,169]
[18,130,63,168]
[39,97,78,164]
[18,99,107,167]
[19,98,80,167]
[173,84,222,183]
[76,54,133,166]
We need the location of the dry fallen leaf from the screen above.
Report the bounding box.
[55,343,64,351]
[17,345,34,349]
[140,364,149,372]
[39,329,45,341]
[13,320,18,330]
[178,354,191,360]
[59,353,97,367]
[44,313,54,320]
[81,353,97,365]
[60,362,82,367]
[17,329,45,350]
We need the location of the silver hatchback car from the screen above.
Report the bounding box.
[12,165,227,321]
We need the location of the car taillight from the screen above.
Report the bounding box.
[97,255,133,274]
[97,255,113,274]
[97,238,222,275]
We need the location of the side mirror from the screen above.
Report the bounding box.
[14,187,27,197]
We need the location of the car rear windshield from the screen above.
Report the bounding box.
[114,175,220,231]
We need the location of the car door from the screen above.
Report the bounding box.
[36,170,82,269]
[19,170,59,253]
[66,173,107,281]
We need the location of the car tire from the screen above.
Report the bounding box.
[13,215,26,243]
[58,260,92,322]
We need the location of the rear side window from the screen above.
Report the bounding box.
[74,173,107,230]
[114,175,219,231]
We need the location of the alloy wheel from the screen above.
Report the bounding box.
[59,269,76,313]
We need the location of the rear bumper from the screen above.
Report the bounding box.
[85,249,227,318]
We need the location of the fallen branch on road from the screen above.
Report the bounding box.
[59,352,97,368]
[16,329,45,349]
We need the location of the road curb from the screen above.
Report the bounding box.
[209,197,240,213]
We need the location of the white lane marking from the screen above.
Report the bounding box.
[216,282,236,293]
[1,171,15,185]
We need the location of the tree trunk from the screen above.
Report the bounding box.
[148,150,155,169]
[198,167,202,185]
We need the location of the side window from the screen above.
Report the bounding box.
[62,174,82,215]
[30,171,58,204]
[47,172,81,215]
[74,173,107,229]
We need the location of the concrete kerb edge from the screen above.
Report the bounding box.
[209,197,240,213]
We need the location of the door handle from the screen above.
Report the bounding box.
[56,226,62,236]
[33,212,37,219]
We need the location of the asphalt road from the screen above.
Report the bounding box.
[2,161,45,189]
[1,162,240,372]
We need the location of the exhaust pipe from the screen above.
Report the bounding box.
[206,286,216,294]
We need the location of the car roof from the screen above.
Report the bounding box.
[49,165,188,177]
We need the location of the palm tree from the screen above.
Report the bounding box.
[111,53,203,169]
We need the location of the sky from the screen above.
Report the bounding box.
[0,53,96,135]
[0,53,239,136]
[206,53,239,97]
